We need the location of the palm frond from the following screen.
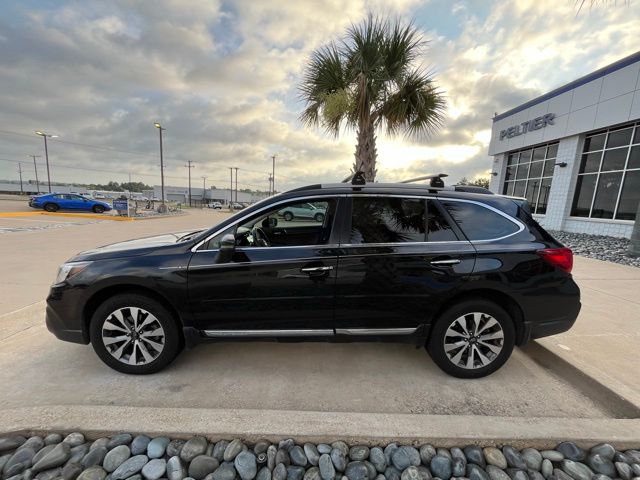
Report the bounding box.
[377,67,446,139]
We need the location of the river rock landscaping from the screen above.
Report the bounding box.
[549,231,640,268]
[1,434,639,480]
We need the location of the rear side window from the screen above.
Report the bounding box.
[440,200,520,241]
[350,197,426,243]
[427,200,458,242]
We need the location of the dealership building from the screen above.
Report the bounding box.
[488,51,640,238]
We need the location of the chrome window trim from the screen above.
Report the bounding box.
[335,327,417,335]
[202,329,334,337]
[191,193,525,253]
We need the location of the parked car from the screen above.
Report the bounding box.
[29,193,112,213]
[278,202,326,222]
[46,181,580,377]
[207,202,222,209]
[231,202,244,209]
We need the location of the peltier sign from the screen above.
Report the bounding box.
[499,113,555,140]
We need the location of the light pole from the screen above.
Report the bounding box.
[271,154,276,195]
[233,167,238,204]
[202,176,207,208]
[186,161,195,207]
[35,131,58,193]
[18,163,23,194]
[154,122,166,210]
[29,155,41,193]
[228,167,233,209]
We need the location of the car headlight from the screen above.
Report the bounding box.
[55,261,92,284]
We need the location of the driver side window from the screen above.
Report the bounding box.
[203,198,336,249]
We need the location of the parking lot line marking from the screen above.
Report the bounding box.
[0,211,133,221]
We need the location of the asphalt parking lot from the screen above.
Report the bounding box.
[0,198,638,430]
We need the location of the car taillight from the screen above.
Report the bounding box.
[537,247,573,273]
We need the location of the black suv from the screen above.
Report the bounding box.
[46,182,580,378]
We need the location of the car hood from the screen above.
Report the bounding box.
[72,230,202,261]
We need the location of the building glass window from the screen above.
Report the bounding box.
[502,142,558,215]
[571,122,640,221]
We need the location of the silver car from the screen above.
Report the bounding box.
[277,202,326,222]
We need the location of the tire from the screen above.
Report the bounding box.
[283,212,293,221]
[43,203,58,212]
[92,205,105,214]
[426,299,515,378]
[89,293,182,374]
[314,213,325,222]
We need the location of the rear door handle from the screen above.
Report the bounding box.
[430,259,461,266]
[300,266,334,273]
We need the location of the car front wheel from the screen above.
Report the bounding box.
[427,299,515,378]
[283,212,293,221]
[314,213,325,222]
[89,294,182,374]
[92,205,105,214]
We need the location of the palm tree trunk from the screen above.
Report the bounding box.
[353,119,377,182]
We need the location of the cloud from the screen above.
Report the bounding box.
[0,0,638,192]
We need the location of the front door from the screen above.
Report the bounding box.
[187,197,341,335]
[334,196,476,335]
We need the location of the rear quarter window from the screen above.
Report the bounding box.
[440,200,521,241]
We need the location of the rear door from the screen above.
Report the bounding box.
[333,196,476,336]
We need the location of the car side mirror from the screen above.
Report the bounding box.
[215,233,236,264]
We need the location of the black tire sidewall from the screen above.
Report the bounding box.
[44,203,58,212]
[283,212,293,221]
[314,213,324,222]
[427,299,515,379]
[93,205,105,213]
[89,293,182,374]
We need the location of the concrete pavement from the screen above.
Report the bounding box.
[0,203,639,442]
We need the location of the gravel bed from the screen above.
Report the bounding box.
[1,434,639,480]
[549,231,640,268]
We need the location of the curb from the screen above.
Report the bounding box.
[1,406,639,449]
[0,212,132,221]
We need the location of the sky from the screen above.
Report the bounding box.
[0,0,639,192]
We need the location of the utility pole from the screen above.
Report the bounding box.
[185,161,195,207]
[29,155,41,193]
[268,174,273,196]
[18,163,23,194]
[228,167,233,209]
[271,154,276,194]
[154,123,166,210]
[202,176,207,208]
[233,167,239,204]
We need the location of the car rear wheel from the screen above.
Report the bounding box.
[283,212,293,221]
[92,205,105,214]
[427,299,515,378]
[314,213,325,222]
[89,294,182,374]
[43,203,58,212]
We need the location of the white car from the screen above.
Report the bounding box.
[207,202,222,209]
[278,202,326,222]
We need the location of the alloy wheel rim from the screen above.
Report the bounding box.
[102,307,165,365]
[443,312,504,369]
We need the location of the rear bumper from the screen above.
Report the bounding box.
[520,300,581,344]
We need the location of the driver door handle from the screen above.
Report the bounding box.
[300,266,334,273]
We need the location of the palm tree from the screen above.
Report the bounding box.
[299,15,446,181]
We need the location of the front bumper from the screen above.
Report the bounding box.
[46,303,87,344]
[46,284,89,344]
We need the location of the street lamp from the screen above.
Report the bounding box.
[154,122,166,211]
[35,131,58,193]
